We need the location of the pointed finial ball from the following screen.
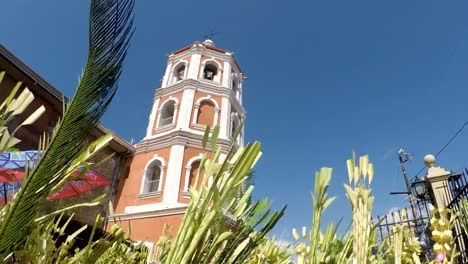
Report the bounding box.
[424,154,436,168]
[203,39,215,47]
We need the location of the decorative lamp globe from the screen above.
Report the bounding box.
[411,178,428,199]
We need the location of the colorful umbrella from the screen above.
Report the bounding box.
[0,151,110,202]
[47,169,110,201]
[0,168,25,183]
[0,151,40,182]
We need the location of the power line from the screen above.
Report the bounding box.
[412,120,468,180]
[410,23,468,179]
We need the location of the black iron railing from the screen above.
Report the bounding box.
[446,170,468,263]
[373,199,433,260]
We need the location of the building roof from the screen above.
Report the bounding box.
[0,44,134,155]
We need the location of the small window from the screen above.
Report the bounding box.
[175,65,185,81]
[203,64,217,81]
[196,101,215,126]
[145,162,162,193]
[159,101,176,127]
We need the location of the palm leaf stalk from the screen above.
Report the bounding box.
[428,206,458,263]
[458,198,468,238]
[0,0,134,256]
[244,236,292,264]
[292,168,351,264]
[381,209,422,264]
[310,167,335,263]
[344,153,374,264]
[156,126,286,264]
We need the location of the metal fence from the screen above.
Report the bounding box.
[373,199,433,260]
[446,170,468,263]
[373,170,468,263]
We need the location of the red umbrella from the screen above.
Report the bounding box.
[46,170,110,201]
[0,167,109,202]
[0,168,25,183]
[0,151,110,203]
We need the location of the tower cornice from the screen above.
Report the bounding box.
[135,130,235,155]
[153,79,245,115]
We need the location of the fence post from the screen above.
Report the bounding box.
[424,154,452,209]
[424,154,468,260]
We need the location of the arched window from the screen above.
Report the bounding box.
[196,101,215,126]
[188,160,201,189]
[144,160,162,193]
[232,79,238,92]
[192,97,219,128]
[174,64,185,82]
[231,113,240,138]
[158,100,176,127]
[231,71,238,92]
[203,64,218,81]
[183,154,204,194]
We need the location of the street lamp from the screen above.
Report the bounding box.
[411,178,429,200]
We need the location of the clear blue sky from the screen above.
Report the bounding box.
[2,0,468,240]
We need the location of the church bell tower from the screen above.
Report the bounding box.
[110,40,246,244]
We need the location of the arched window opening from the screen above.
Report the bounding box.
[159,101,175,127]
[196,101,215,126]
[145,161,162,193]
[232,79,238,93]
[203,64,218,81]
[175,65,185,81]
[231,114,240,138]
[188,160,201,189]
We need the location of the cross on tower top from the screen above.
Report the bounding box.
[202,30,219,41]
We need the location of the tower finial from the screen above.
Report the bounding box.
[202,30,219,42]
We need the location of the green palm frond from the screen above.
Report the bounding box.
[0,0,134,256]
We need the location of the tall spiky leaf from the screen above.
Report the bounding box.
[0,0,134,255]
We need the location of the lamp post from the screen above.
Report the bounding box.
[398,148,413,194]
[389,149,419,222]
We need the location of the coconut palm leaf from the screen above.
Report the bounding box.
[0,0,134,256]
